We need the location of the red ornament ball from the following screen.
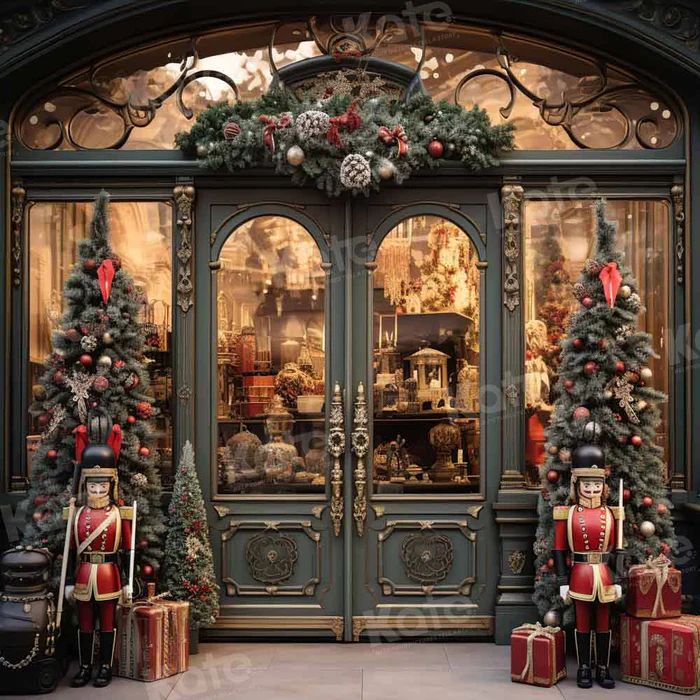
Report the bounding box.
[626,371,640,384]
[142,564,154,578]
[547,558,554,569]
[582,296,594,308]
[631,435,643,447]
[114,359,126,369]
[615,361,626,373]
[623,488,631,502]
[657,503,668,515]
[573,406,590,421]
[83,259,96,271]
[138,446,151,457]
[642,496,653,507]
[65,328,80,342]
[79,354,93,368]
[37,413,50,427]
[597,339,608,350]
[32,511,43,522]
[546,469,560,483]
[223,120,241,140]
[47,449,58,459]
[563,379,575,391]
[136,401,153,419]
[584,361,598,376]
[427,138,444,158]
[127,415,137,424]
[53,371,64,385]
[93,376,109,392]
[573,338,584,350]
[138,539,149,551]
[660,542,671,555]
[34,495,48,507]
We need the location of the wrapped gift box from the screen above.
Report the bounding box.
[620,614,700,694]
[626,555,682,619]
[511,622,566,687]
[114,594,190,682]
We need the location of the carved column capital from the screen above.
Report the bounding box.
[501,183,524,313]
[174,184,195,313]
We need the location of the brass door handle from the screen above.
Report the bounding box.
[327,383,345,537]
[351,381,369,536]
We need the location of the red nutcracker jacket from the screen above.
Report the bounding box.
[68,503,133,602]
[554,503,623,603]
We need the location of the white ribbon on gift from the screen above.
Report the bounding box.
[513,622,561,683]
[632,555,671,617]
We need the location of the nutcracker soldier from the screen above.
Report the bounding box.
[62,412,134,688]
[554,444,625,689]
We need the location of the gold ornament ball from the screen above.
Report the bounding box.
[637,400,648,411]
[640,367,653,381]
[639,520,656,538]
[619,285,632,298]
[547,444,559,455]
[102,331,113,345]
[286,145,306,166]
[97,354,112,369]
[378,159,396,180]
[603,389,613,400]
[196,143,208,158]
[543,610,560,627]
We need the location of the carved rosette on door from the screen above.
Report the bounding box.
[327,383,345,536]
[351,382,369,536]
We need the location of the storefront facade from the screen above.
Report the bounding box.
[0,1,698,644]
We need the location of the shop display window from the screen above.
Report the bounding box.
[523,199,670,485]
[215,216,326,495]
[372,216,481,494]
[26,201,174,484]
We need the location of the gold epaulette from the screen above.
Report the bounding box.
[62,506,70,521]
[610,506,624,520]
[553,505,570,521]
[119,505,134,520]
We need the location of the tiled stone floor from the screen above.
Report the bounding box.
[15,642,677,700]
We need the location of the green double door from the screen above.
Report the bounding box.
[196,179,501,641]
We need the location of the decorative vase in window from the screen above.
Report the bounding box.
[428,419,461,482]
[274,362,314,408]
[255,395,298,483]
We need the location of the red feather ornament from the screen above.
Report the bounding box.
[97,259,116,305]
[599,261,622,308]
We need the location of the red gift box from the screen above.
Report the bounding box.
[620,614,700,694]
[626,555,682,619]
[511,622,566,687]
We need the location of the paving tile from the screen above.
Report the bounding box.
[444,641,511,670]
[189,643,275,671]
[269,640,449,669]
[362,668,560,700]
[168,666,362,700]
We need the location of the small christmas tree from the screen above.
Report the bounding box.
[23,191,165,581]
[161,441,219,626]
[533,201,675,622]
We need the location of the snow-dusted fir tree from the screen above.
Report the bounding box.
[23,191,165,580]
[533,201,675,621]
[161,441,219,626]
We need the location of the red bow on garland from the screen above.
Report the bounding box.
[599,261,622,308]
[327,103,362,147]
[258,113,292,153]
[378,125,408,158]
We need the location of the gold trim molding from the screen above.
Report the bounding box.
[328,382,345,536]
[351,381,369,536]
[501,183,524,313]
[11,184,26,287]
[672,183,685,285]
[352,614,493,641]
[174,184,195,313]
[210,615,344,640]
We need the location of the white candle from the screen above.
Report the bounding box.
[457,449,464,463]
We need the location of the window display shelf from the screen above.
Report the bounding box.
[374,412,479,422]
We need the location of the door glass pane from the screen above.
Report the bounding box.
[216,216,326,495]
[523,199,670,486]
[372,217,481,494]
[27,201,174,484]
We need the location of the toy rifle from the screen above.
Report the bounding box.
[126,500,137,602]
[56,496,76,630]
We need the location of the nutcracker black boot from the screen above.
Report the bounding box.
[71,631,95,687]
[595,631,616,689]
[93,630,115,688]
[575,631,593,689]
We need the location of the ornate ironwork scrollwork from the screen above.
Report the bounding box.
[508,549,526,575]
[11,185,26,287]
[501,183,523,312]
[672,183,685,285]
[455,42,678,150]
[245,532,299,585]
[351,381,369,536]
[400,530,454,585]
[328,382,345,536]
[174,184,195,313]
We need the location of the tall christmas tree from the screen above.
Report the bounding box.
[533,201,675,621]
[23,191,165,581]
[161,441,219,626]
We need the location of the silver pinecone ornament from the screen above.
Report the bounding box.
[296,110,331,140]
[340,153,372,189]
